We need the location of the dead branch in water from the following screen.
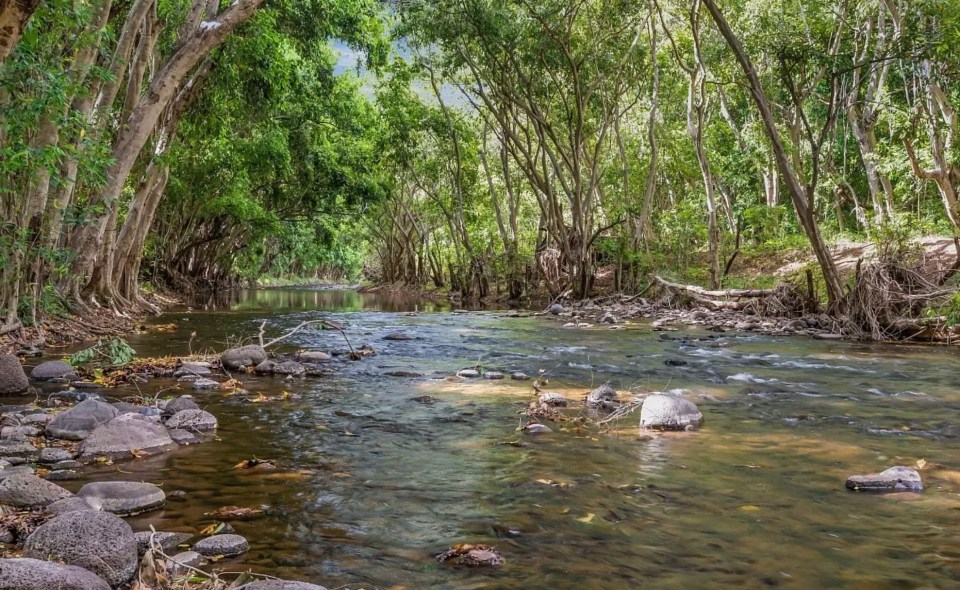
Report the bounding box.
[259,319,355,356]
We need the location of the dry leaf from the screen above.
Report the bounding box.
[576,513,595,523]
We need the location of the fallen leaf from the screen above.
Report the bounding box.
[917,458,927,470]
[576,513,595,523]
[739,505,761,512]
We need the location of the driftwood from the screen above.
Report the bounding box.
[654,276,776,299]
[257,319,355,356]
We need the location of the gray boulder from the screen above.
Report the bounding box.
[586,383,620,409]
[0,465,34,481]
[39,447,73,463]
[193,533,249,557]
[45,497,97,516]
[46,400,119,440]
[165,409,217,431]
[163,395,199,416]
[0,440,38,460]
[220,345,267,370]
[846,466,923,492]
[173,363,211,378]
[0,472,72,507]
[168,428,199,445]
[192,378,221,390]
[640,394,704,431]
[511,372,529,381]
[298,351,331,362]
[135,531,193,555]
[30,361,78,382]
[0,558,110,590]
[457,369,479,378]
[237,582,329,590]
[24,510,137,587]
[77,481,166,516]
[255,360,305,376]
[547,303,564,315]
[0,355,29,396]
[167,551,205,576]
[78,413,177,462]
[0,425,39,440]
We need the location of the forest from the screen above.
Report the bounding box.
[2,0,960,340]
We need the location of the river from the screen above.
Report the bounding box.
[39,288,960,589]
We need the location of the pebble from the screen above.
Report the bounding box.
[193,534,250,557]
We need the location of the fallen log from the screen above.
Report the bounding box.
[654,276,776,299]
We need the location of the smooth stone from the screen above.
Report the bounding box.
[0,425,39,440]
[0,557,111,590]
[163,396,199,416]
[538,393,568,407]
[24,510,137,587]
[383,332,413,341]
[53,459,82,470]
[21,413,51,425]
[298,351,331,362]
[192,534,249,557]
[586,383,620,409]
[168,428,199,445]
[45,497,97,516]
[192,378,221,390]
[523,423,552,435]
[0,472,72,507]
[30,361,78,382]
[46,469,81,481]
[173,363,211,378]
[167,551,206,576]
[78,481,166,516]
[39,447,74,464]
[0,440,38,460]
[46,400,119,441]
[640,394,704,431]
[457,369,479,378]
[0,355,29,396]
[78,413,177,462]
[547,303,564,315]
[510,372,530,380]
[135,531,193,556]
[599,312,618,324]
[254,360,305,376]
[237,582,329,590]
[846,466,924,492]
[220,345,268,370]
[0,465,35,481]
[165,409,217,431]
[484,371,505,380]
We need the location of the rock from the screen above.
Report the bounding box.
[0,355,29,396]
[45,497,97,516]
[522,423,552,435]
[192,534,249,557]
[781,319,808,332]
[384,371,423,377]
[0,472,72,507]
[165,409,217,432]
[53,459,82,470]
[846,466,923,492]
[236,582,329,590]
[78,481,166,516]
[0,425,38,440]
[163,396,200,416]
[220,345,268,370]
[484,371,504,380]
[436,544,504,567]
[46,400,119,441]
[24,510,137,587]
[46,469,81,481]
[599,312,617,324]
[173,363,211,378]
[640,394,704,431]
[135,531,192,555]
[664,359,688,367]
[510,372,529,381]
[192,378,221,390]
[0,440,38,460]
[586,383,620,409]
[255,360,304,376]
[20,413,50,425]
[78,413,177,462]
[0,557,111,590]
[0,465,35,481]
[39,447,74,464]
[167,551,206,576]
[734,321,760,331]
[383,332,413,341]
[168,428,199,445]
[111,402,141,414]
[538,393,568,407]
[30,361,78,382]
[457,369,479,378]
[298,351,331,363]
[547,303,564,315]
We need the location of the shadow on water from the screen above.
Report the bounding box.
[44,289,960,589]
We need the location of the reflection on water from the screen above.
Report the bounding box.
[49,290,960,588]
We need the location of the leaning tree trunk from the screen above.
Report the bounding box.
[0,0,41,65]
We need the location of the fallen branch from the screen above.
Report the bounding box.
[654,275,776,298]
[261,319,355,357]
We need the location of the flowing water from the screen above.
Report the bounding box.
[33,289,960,589]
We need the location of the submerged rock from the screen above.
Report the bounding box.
[383,332,413,341]
[0,557,111,590]
[46,399,119,440]
[845,466,923,492]
[135,531,193,555]
[522,423,552,435]
[173,363,211,378]
[192,378,221,390]
[165,409,217,431]
[30,361,78,382]
[220,345,268,370]
[0,472,71,508]
[24,510,137,587]
[193,533,249,557]
[78,481,166,516]
[640,394,704,431]
[0,355,29,396]
[436,544,504,567]
[78,413,177,461]
[586,383,619,409]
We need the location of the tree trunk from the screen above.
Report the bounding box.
[0,0,41,64]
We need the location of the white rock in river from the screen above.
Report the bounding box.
[639,394,703,431]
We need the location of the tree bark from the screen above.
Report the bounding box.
[0,0,41,64]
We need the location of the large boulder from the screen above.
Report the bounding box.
[846,466,923,492]
[24,510,137,587]
[0,440,38,460]
[0,558,111,590]
[220,345,267,370]
[78,413,177,462]
[640,394,704,431]
[165,409,217,431]
[0,472,72,507]
[0,355,29,396]
[77,481,166,516]
[46,400,119,441]
[237,582,329,590]
[30,360,78,381]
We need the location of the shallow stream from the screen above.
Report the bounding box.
[36,289,960,589]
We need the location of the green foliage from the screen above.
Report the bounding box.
[69,338,137,367]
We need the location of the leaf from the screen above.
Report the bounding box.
[739,505,762,512]
[576,513,595,523]
[916,458,927,470]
